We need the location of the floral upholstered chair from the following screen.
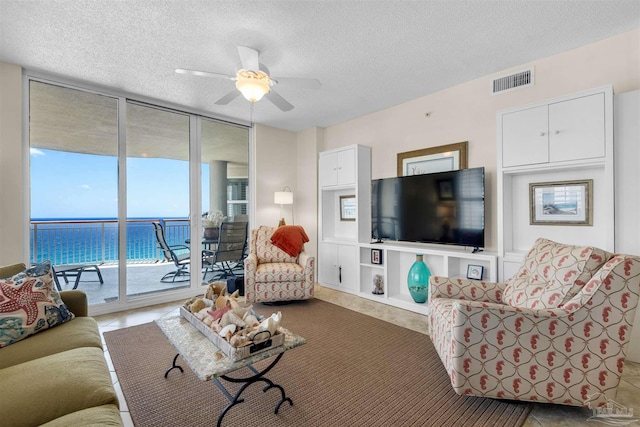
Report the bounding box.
[428,238,640,406]
[244,225,315,303]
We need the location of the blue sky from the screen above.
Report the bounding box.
[30,149,209,219]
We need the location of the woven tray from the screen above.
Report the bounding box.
[180,306,284,361]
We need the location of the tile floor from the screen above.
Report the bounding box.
[96,285,640,426]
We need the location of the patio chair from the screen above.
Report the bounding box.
[152,222,191,283]
[202,221,249,281]
[52,264,104,291]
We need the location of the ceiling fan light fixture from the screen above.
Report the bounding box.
[235,69,271,102]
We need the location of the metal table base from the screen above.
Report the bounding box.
[164,352,292,427]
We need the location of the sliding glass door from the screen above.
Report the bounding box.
[29,81,120,304]
[125,102,191,297]
[28,78,250,310]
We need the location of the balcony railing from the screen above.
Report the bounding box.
[30,218,190,265]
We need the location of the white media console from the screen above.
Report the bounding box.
[317,144,496,315]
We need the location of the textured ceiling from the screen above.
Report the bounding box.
[1,1,639,132]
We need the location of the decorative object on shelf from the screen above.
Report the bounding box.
[466,264,484,280]
[339,195,356,221]
[407,254,431,303]
[373,274,384,295]
[203,209,226,239]
[397,141,468,177]
[529,179,593,226]
[274,186,294,227]
[371,249,383,265]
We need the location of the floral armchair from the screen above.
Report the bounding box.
[428,238,640,406]
[244,226,315,303]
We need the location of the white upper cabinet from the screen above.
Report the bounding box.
[497,86,614,280]
[319,147,356,187]
[548,93,605,162]
[502,105,548,167]
[502,92,605,168]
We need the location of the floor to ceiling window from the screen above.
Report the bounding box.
[125,102,191,297]
[201,118,249,220]
[29,81,120,304]
[28,78,250,311]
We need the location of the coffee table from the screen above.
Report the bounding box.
[155,313,306,427]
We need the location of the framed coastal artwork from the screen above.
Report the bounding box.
[529,180,593,225]
[339,195,356,221]
[397,141,468,177]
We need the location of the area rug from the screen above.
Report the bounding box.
[104,299,532,426]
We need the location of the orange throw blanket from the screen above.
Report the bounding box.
[271,225,309,257]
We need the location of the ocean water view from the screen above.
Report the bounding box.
[30,217,191,266]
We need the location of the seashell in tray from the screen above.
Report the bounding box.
[248,311,282,340]
[218,324,236,341]
[220,311,247,329]
[229,334,250,348]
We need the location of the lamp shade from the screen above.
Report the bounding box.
[235,70,270,102]
[274,191,293,205]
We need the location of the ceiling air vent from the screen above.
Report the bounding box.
[491,68,534,95]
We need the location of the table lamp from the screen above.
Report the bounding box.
[274,187,293,227]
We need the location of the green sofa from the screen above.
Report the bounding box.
[0,263,123,426]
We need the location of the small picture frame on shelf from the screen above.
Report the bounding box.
[371,249,383,265]
[466,264,483,280]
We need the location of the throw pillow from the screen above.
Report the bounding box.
[503,238,611,309]
[0,261,75,348]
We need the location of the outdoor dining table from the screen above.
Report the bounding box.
[185,238,218,250]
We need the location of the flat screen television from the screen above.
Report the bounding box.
[371,167,485,250]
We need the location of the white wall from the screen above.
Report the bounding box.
[614,90,640,362]
[295,127,321,262]
[615,90,640,256]
[0,61,25,266]
[253,124,298,227]
[252,123,319,263]
[320,29,640,252]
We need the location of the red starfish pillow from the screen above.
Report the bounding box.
[0,261,75,348]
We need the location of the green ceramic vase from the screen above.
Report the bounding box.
[408,254,431,303]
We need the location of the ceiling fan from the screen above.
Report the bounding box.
[176,46,321,112]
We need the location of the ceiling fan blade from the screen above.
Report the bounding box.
[215,90,241,105]
[265,90,294,112]
[175,68,235,80]
[272,77,321,90]
[237,46,260,71]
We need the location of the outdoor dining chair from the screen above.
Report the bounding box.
[202,221,248,281]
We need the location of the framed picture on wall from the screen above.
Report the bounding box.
[397,141,468,177]
[529,180,593,225]
[340,195,356,221]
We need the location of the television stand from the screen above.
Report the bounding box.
[345,241,497,315]
[472,247,483,254]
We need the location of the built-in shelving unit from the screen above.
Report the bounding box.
[497,86,614,280]
[317,144,371,295]
[358,242,497,314]
[317,144,497,315]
